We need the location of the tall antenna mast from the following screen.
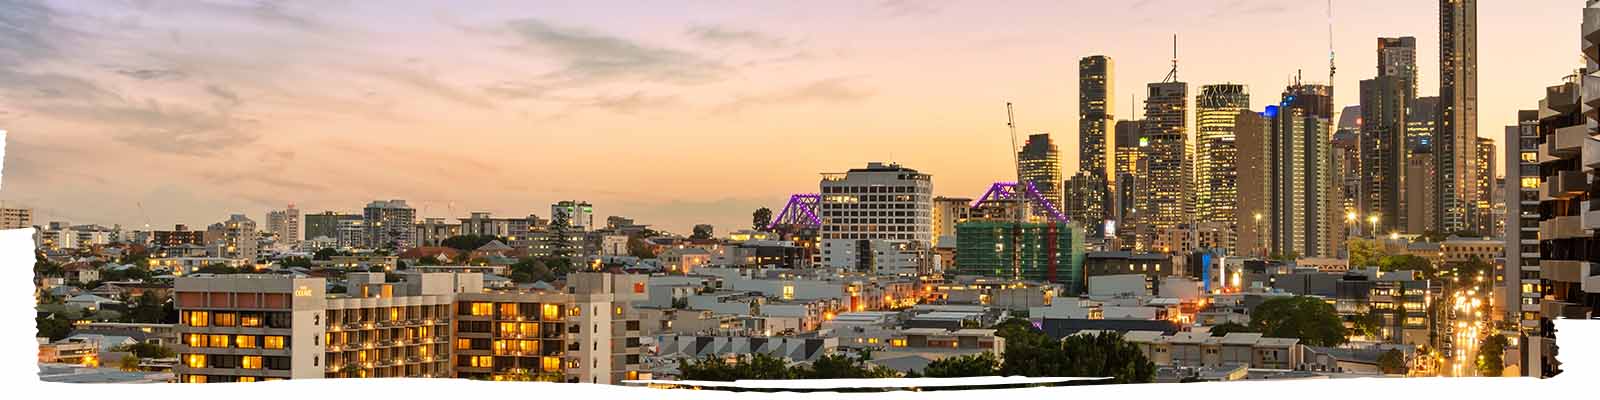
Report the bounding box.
[1327,0,1336,84]
[1006,102,1021,184]
[1163,34,1179,83]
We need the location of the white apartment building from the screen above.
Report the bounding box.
[818,162,933,274]
[266,205,301,247]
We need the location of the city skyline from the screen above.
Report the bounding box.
[0,0,1579,234]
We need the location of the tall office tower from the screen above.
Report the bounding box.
[1438,0,1479,233]
[550,201,594,231]
[1064,172,1108,236]
[818,162,933,275]
[304,212,361,242]
[1113,120,1146,250]
[1474,137,1497,235]
[265,205,301,246]
[1405,148,1438,234]
[1017,133,1064,220]
[1195,84,1249,229]
[1235,111,1270,257]
[931,196,973,248]
[1504,110,1541,376]
[1377,36,1419,98]
[363,200,416,250]
[1361,76,1410,234]
[1080,55,1117,183]
[1331,129,1359,249]
[1142,81,1190,249]
[1267,81,1336,258]
[208,214,259,263]
[1407,96,1440,150]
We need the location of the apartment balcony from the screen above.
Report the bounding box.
[1586,201,1600,230]
[1540,259,1591,284]
[1549,124,1587,157]
[1585,136,1600,168]
[1546,170,1587,200]
[1540,300,1593,320]
[1540,215,1585,240]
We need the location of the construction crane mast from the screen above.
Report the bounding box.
[1006,102,1021,184]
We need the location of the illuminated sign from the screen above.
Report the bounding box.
[294,285,313,297]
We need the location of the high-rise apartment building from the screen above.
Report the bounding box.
[1017,133,1063,221]
[1235,111,1271,257]
[1080,56,1117,233]
[1475,137,1497,235]
[1531,72,1589,378]
[1195,84,1249,230]
[1377,36,1418,98]
[266,205,301,246]
[1504,110,1542,375]
[1142,81,1190,250]
[1268,82,1336,258]
[1438,0,1479,233]
[305,212,362,242]
[1064,172,1108,237]
[1,205,33,230]
[931,197,973,248]
[207,214,259,264]
[364,200,416,250]
[1361,75,1410,234]
[818,162,933,275]
[1113,120,1146,249]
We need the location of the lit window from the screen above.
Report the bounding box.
[214,313,237,327]
[184,354,207,368]
[264,336,285,349]
[185,311,211,327]
[185,334,205,348]
[241,356,263,369]
[542,357,562,372]
[236,335,258,349]
[470,303,493,316]
[544,304,562,321]
[209,335,231,348]
[499,303,520,317]
[238,376,256,383]
[184,375,206,383]
[456,339,472,350]
[240,314,262,327]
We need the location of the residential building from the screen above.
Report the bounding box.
[1,205,32,230]
[1438,0,1479,233]
[550,201,594,231]
[266,205,300,246]
[931,197,972,248]
[1377,36,1418,99]
[305,212,362,242]
[1017,133,1063,222]
[1504,109,1541,362]
[1195,84,1249,234]
[1080,55,1116,235]
[1268,81,1337,258]
[153,225,205,248]
[953,220,1086,293]
[1236,111,1270,257]
[818,162,933,274]
[364,200,416,250]
[208,214,258,263]
[1361,75,1410,234]
[1475,137,1497,235]
[1113,119,1146,249]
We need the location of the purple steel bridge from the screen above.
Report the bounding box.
[971,181,1069,223]
[766,193,823,229]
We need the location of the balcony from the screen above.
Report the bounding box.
[1540,216,1584,240]
[1540,300,1593,320]
[1585,201,1600,230]
[1585,136,1600,168]
[1547,124,1586,157]
[1548,170,1587,200]
[1540,260,1589,284]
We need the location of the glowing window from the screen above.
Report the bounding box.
[213,312,237,327]
[208,335,230,348]
[470,303,493,316]
[185,311,210,327]
[264,336,285,349]
[184,354,206,368]
[241,356,262,369]
[236,335,257,349]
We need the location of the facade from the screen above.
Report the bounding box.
[154,224,206,248]
[818,162,933,274]
[1268,82,1337,258]
[1142,81,1191,250]
[208,214,259,263]
[1017,133,1063,221]
[1235,111,1270,257]
[1531,69,1593,377]
[1504,109,1541,366]
[416,218,463,247]
[953,220,1086,293]
[1113,119,1147,249]
[1438,0,1479,233]
[931,197,972,248]
[551,201,594,231]
[1361,75,1410,234]
[1377,36,1419,99]
[364,200,416,250]
[266,205,300,247]
[1475,137,1498,235]
[1195,84,1250,230]
[305,212,362,242]
[1064,172,1108,237]
[1080,55,1116,235]
[1,206,33,230]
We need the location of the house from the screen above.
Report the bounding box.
[64,294,122,312]
[61,261,101,284]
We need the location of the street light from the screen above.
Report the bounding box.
[1367,215,1379,238]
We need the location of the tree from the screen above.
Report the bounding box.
[116,342,176,359]
[1352,310,1384,339]
[1248,296,1349,347]
[1378,349,1409,375]
[1346,238,1384,267]
[678,353,797,381]
[313,248,340,261]
[546,210,574,259]
[196,264,242,274]
[1208,321,1256,336]
[441,235,502,252]
[1057,331,1156,384]
[36,315,73,341]
[922,352,999,377]
[509,258,555,283]
[752,207,773,231]
[122,294,168,324]
[1477,334,1508,377]
[690,224,715,240]
[279,257,313,268]
[1377,254,1432,275]
[118,354,141,372]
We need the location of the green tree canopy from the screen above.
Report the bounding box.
[1477,334,1508,377]
[1248,296,1349,347]
[1378,349,1409,375]
[441,235,503,252]
[752,208,773,231]
[1208,321,1256,336]
[922,352,999,378]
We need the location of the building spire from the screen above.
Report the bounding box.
[1163,34,1179,83]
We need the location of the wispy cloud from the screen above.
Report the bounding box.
[877,0,942,18]
[576,91,679,115]
[495,18,729,90]
[685,25,788,49]
[114,68,188,81]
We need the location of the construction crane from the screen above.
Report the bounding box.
[1006,102,1021,184]
[136,202,151,229]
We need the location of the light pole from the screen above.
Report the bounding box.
[1254,213,1265,257]
[1367,215,1379,239]
[1346,211,1359,238]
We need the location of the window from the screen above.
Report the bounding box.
[185,311,210,327]
[208,334,231,348]
[184,354,206,368]
[241,356,263,369]
[542,356,562,372]
[214,312,237,327]
[237,376,257,383]
[543,304,562,321]
[185,334,205,348]
[240,313,262,327]
[236,335,258,349]
[470,302,493,316]
[456,339,472,350]
[470,355,493,368]
[499,303,520,318]
[184,375,206,383]
[264,336,286,349]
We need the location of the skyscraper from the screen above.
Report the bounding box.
[1142,81,1189,250]
[1268,81,1336,258]
[1113,120,1146,250]
[1360,75,1409,234]
[1438,0,1479,233]
[1079,55,1116,183]
[1377,36,1418,98]
[1235,111,1270,257]
[1017,133,1063,221]
[1474,136,1497,235]
[1195,84,1249,230]
[1503,110,1541,375]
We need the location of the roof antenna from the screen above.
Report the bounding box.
[1163,34,1179,83]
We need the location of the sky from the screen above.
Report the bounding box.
[0,0,1583,235]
